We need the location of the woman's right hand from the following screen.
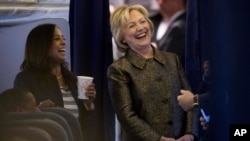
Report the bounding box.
[37,99,55,109]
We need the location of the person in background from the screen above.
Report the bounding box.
[177,89,210,128]
[110,4,125,61]
[200,60,211,93]
[14,23,96,140]
[150,0,187,68]
[177,60,211,141]
[178,60,211,112]
[107,4,198,141]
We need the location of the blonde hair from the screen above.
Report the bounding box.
[110,4,154,52]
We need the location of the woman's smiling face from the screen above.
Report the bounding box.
[48,27,66,64]
[123,10,152,52]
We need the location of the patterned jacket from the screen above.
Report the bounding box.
[108,47,198,141]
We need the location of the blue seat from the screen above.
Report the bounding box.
[0,118,68,141]
[0,126,53,141]
[42,107,84,141]
[2,112,73,141]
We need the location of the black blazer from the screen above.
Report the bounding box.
[14,69,92,140]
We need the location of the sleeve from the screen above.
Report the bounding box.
[107,65,161,141]
[176,55,200,139]
[198,92,211,109]
[175,54,191,90]
[14,72,31,90]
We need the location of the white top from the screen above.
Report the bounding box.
[156,18,170,40]
[156,10,185,41]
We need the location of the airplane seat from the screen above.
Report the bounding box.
[0,118,69,141]
[42,107,84,141]
[0,126,53,141]
[2,111,73,141]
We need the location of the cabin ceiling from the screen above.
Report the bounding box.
[0,0,69,25]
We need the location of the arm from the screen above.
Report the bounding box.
[177,56,199,140]
[14,71,56,107]
[177,90,196,111]
[177,90,210,111]
[177,90,210,133]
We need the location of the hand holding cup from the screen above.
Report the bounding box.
[77,76,94,100]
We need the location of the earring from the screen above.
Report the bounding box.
[122,40,126,44]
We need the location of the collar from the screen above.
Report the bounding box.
[125,47,166,69]
[169,10,186,23]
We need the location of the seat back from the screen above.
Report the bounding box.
[42,107,83,141]
[0,119,68,141]
[0,126,53,141]
[4,112,73,141]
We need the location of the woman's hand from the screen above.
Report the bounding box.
[82,83,96,110]
[37,99,55,109]
[200,116,209,130]
[84,83,96,103]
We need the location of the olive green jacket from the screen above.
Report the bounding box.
[108,47,198,141]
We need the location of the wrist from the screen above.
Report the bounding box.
[192,94,199,107]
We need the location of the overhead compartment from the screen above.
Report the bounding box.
[0,0,70,25]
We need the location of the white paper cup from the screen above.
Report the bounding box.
[77,76,94,99]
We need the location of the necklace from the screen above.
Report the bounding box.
[52,66,62,80]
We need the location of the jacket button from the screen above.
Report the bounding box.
[161,99,168,104]
[167,120,173,125]
[155,77,162,82]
